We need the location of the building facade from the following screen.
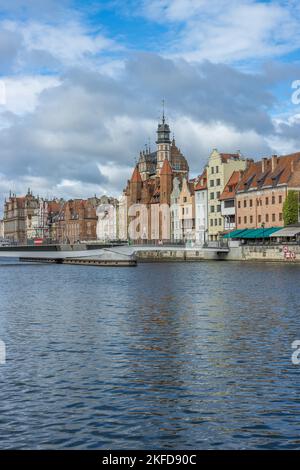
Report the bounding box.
[207,150,249,240]
[3,190,40,243]
[219,170,243,232]
[96,196,119,242]
[236,153,300,230]
[125,115,190,243]
[194,169,208,245]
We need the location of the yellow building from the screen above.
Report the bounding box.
[207,149,248,240]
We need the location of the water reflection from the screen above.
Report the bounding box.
[0,260,300,449]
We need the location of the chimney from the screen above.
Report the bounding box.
[271,155,278,172]
[291,159,295,173]
[261,157,268,173]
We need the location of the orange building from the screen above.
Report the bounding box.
[235,153,300,230]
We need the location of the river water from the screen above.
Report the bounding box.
[0,259,300,449]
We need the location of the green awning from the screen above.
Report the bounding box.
[239,229,260,238]
[223,229,248,239]
[223,227,283,239]
[240,227,283,239]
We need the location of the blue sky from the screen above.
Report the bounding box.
[0,0,300,204]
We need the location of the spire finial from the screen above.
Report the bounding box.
[162,99,165,124]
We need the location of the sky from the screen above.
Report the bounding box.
[1,0,300,206]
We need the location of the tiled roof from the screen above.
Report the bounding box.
[236,152,300,193]
[194,169,207,191]
[219,170,242,200]
[160,158,173,175]
[220,153,241,163]
[131,165,142,183]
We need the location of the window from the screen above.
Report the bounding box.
[224,200,234,208]
[216,178,221,186]
[210,192,214,200]
[266,197,269,205]
[210,219,213,226]
[183,197,187,202]
[258,215,261,223]
[211,167,214,174]
[279,213,283,221]
[217,191,220,198]
[217,205,221,212]
[250,215,253,223]
[238,201,241,208]
[210,206,215,213]
[250,199,253,207]
[219,218,222,225]
[272,213,275,222]
[244,216,247,224]
[272,196,275,204]
[238,217,241,224]
[279,195,282,204]
[266,214,269,222]
[210,180,214,187]
[216,166,219,173]
[214,219,218,226]
[244,200,247,208]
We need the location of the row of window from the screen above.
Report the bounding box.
[210,218,222,227]
[210,191,221,199]
[210,205,221,213]
[238,195,283,208]
[238,213,283,224]
[210,178,221,187]
[210,166,219,174]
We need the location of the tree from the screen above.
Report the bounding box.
[283,190,299,226]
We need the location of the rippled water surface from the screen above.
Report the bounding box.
[0,259,300,449]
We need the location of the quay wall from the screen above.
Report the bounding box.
[136,245,300,263]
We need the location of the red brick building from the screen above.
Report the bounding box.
[50,199,98,244]
[125,115,190,242]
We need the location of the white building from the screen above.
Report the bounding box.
[26,200,50,240]
[219,170,242,232]
[118,191,128,241]
[170,177,181,241]
[96,196,118,242]
[194,170,208,245]
[0,219,4,239]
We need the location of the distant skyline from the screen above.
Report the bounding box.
[1,0,300,206]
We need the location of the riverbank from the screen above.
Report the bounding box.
[135,244,300,263]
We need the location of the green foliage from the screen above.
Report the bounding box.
[283,191,299,226]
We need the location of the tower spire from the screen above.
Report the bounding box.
[162,99,165,124]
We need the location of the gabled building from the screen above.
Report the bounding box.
[194,169,208,245]
[125,114,190,242]
[207,149,249,240]
[235,153,300,230]
[96,196,119,242]
[219,170,243,232]
[3,190,40,243]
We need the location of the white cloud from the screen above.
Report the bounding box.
[21,21,117,65]
[141,0,300,63]
[0,75,60,115]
